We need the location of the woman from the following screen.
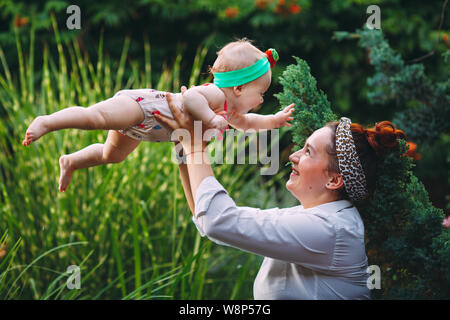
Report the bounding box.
[154,89,407,300]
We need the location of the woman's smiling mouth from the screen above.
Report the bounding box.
[290,167,300,177]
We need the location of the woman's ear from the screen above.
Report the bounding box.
[232,85,244,97]
[326,173,344,191]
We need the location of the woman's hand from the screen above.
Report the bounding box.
[157,86,215,204]
[155,86,207,154]
[155,86,190,131]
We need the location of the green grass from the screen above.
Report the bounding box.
[0,13,295,299]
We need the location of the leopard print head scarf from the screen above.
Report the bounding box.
[335,117,368,201]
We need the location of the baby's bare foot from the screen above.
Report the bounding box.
[59,155,74,192]
[22,116,50,146]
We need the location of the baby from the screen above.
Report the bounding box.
[22,39,294,192]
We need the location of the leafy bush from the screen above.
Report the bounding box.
[334,28,450,145]
[276,49,449,299]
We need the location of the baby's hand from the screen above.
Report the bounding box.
[209,114,229,132]
[272,103,295,128]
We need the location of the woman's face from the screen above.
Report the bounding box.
[286,126,339,208]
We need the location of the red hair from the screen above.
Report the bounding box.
[325,120,420,200]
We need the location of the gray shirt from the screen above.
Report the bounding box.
[192,176,370,300]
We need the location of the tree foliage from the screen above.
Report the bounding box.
[334,28,450,145]
[276,42,449,299]
[274,56,337,147]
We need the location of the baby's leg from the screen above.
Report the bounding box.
[23,95,144,146]
[59,130,140,192]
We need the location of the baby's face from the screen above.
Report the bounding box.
[235,70,271,113]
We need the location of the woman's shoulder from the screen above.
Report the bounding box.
[305,200,363,228]
[312,200,365,237]
[276,202,342,216]
[309,200,354,215]
[254,200,356,220]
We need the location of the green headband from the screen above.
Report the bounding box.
[213,57,270,88]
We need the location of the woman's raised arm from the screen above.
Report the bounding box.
[175,143,195,215]
[156,88,214,215]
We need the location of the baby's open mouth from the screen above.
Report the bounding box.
[291,168,300,176]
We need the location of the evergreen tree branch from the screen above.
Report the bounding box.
[408,0,449,64]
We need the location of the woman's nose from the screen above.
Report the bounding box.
[289,150,301,163]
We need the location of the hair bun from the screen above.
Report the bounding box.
[364,121,407,156]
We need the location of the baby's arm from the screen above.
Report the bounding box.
[227,112,273,131]
[228,104,295,131]
[183,85,228,130]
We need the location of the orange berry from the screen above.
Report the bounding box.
[14,14,29,28]
[404,141,421,161]
[255,0,269,9]
[289,4,301,14]
[0,244,6,259]
[225,7,239,18]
